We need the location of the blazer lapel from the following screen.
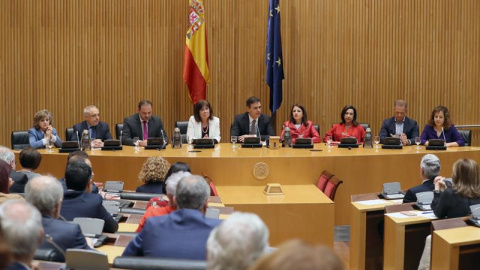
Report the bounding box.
[243,113,250,134]
[389,118,396,135]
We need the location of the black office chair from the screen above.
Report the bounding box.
[458,129,472,146]
[115,123,124,140]
[65,128,74,141]
[34,247,63,262]
[113,257,207,270]
[360,123,370,130]
[11,131,30,150]
[175,121,189,143]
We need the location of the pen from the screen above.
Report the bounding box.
[421,211,433,214]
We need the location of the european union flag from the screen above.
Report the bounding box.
[266,0,284,115]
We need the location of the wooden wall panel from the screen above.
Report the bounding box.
[1,0,480,148]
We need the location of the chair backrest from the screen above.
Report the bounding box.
[203,173,219,196]
[458,129,472,146]
[360,123,370,130]
[384,203,415,213]
[317,170,335,192]
[11,131,30,150]
[113,256,207,270]
[65,128,74,141]
[34,247,63,262]
[115,123,124,140]
[175,121,189,143]
[313,124,320,135]
[324,176,343,201]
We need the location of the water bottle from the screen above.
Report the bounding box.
[364,128,373,148]
[283,127,292,147]
[81,130,91,151]
[172,127,182,149]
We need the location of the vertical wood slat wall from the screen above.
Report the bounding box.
[1,0,479,148]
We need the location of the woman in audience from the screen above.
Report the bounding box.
[135,157,170,194]
[420,106,464,147]
[28,110,63,149]
[18,147,42,182]
[186,100,221,142]
[323,105,365,143]
[280,104,321,143]
[0,160,23,205]
[250,239,344,270]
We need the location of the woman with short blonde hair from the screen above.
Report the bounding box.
[136,157,170,193]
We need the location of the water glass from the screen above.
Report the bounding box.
[231,136,237,148]
[133,137,140,150]
[415,137,421,149]
[374,136,380,148]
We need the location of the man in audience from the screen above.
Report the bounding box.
[60,161,118,233]
[123,175,221,260]
[71,105,113,147]
[26,176,91,262]
[136,171,192,232]
[122,100,168,146]
[230,96,275,142]
[0,200,44,270]
[403,154,441,203]
[207,212,269,270]
[59,151,99,193]
[0,146,28,194]
[379,100,419,145]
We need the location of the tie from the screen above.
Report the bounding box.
[90,126,97,139]
[250,119,256,135]
[143,121,148,140]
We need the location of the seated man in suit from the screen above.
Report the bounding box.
[26,176,91,262]
[122,100,168,146]
[58,151,99,194]
[230,96,275,142]
[60,161,118,233]
[379,100,419,145]
[0,200,43,270]
[0,146,28,194]
[403,154,441,203]
[71,105,112,148]
[123,175,221,260]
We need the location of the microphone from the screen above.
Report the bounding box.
[76,130,80,147]
[257,124,262,142]
[442,127,447,145]
[119,130,123,146]
[161,129,166,147]
[45,234,66,258]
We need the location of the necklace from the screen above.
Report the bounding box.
[202,125,209,133]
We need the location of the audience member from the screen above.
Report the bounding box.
[280,104,320,143]
[26,176,91,262]
[123,175,221,260]
[17,148,42,182]
[230,96,275,141]
[323,105,365,143]
[420,106,464,147]
[0,146,28,194]
[60,161,118,233]
[136,157,170,193]
[249,239,344,270]
[59,151,99,194]
[122,100,168,146]
[71,105,113,147]
[207,212,269,270]
[0,200,44,270]
[0,219,12,270]
[379,100,419,145]
[28,110,63,149]
[403,154,441,203]
[187,100,221,142]
[136,171,192,232]
[0,160,23,205]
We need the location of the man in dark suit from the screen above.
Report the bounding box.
[0,146,29,193]
[403,154,441,203]
[26,176,91,262]
[379,100,419,145]
[123,175,222,260]
[60,161,118,233]
[122,100,168,146]
[71,105,113,148]
[230,96,275,141]
[0,200,44,270]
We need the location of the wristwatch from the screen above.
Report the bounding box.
[434,189,442,194]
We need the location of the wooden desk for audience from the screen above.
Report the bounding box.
[19,144,480,225]
[384,213,436,270]
[350,199,397,270]
[216,185,334,246]
[431,226,480,270]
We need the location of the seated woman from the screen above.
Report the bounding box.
[418,158,480,270]
[280,104,320,143]
[0,160,23,205]
[18,147,42,183]
[135,157,170,194]
[420,106,464,147]
[186,100,221,143]
[28,110,63,149]
[323,105,365,143]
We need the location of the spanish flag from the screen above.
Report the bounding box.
[183,0,210,104]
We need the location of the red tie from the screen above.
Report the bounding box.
[143,121,148,140]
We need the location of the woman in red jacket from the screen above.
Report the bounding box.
[324,105,365,143]
[280,104,321,143]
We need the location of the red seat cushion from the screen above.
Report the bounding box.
[317,175,329,191]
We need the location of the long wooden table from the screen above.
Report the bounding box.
[17,144,480,225]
